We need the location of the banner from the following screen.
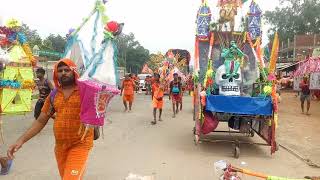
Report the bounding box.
[310,72,320,90]
[293,76,302,91]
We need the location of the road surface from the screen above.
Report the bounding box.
[1,92,319,179]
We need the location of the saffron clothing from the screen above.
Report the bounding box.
[41,59,93,179]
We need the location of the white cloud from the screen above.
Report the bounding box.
[0,0,279,54]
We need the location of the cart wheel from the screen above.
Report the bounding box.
[250,130,255,137]
[233,146,240,158]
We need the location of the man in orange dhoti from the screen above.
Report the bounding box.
[120,74,135,112]
[151,74,164,125]
[7,59,93,180]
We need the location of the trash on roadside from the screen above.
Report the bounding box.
[125,173,155,180]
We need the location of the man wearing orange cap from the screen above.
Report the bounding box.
[120,74,136,112]
[7,59,93,179]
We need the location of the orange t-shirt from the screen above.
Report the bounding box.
[122,79,134,95]
[154,88,164,100]
[151,81,160,94]
[41,87,93,147]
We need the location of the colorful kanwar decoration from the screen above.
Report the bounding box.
[0,19,35,115]
[64,0,121,140]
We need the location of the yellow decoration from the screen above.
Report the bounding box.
[274,113,278,128]
[263,85,272,95]
[18,68,34,81]
[9,45,29,63]
[0,88,32,114]
[6,18,21,28]
[1,66,34,114]
[22,43,36,66]
[269,32,279,73]
[2,66,18,80]
[2,66,34,82]
[22,80,36,89]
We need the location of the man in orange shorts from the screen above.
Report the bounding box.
[7,59,94,179]
[151,73,164,125]
[121,74,135,112]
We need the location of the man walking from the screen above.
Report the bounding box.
[7,59,94,179]
[121,74,135,112]
[34,67,54,119]
[299,76,311,115]
[169,73,182,118]
[151,74,164,124]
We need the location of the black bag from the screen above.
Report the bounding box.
[94,127,100,140]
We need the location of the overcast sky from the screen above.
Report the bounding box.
[0,0,279,54]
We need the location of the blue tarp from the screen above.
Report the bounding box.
[206,95,273,116]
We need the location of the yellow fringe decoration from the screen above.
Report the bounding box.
[274,113,278,129]
[22,43,37,66]
[269,32,279,74]
[22,80,36,89]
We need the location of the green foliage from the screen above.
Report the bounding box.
[42,34,66,53]
[264,0,320,42]
[20,24,66,57]
[115,33,150,73]
[20,24,42,49]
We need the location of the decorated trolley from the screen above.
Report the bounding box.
[63,0,121,139]
[193,0,279,158]
[0,19,37,143]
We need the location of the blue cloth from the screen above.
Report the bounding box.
[206,95,273,116]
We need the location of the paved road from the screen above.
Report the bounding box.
[1,92,319,179]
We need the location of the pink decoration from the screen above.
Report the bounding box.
[78,80,120,126]
[293,57,320,77]
[201,111,219,135]
[267,74,276,81]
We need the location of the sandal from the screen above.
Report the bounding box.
[151,121,156,125]
[0,159,13,175]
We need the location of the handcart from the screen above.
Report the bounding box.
[193,82,278,158]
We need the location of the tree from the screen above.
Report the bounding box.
[20,24,67,54]
[146,53,165,71]
[264,0,320,42]
[20,24,42,49]
[115,32,150,73]
[44,34,66,53]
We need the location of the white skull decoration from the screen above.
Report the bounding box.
[215,64,242,96]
